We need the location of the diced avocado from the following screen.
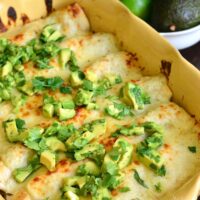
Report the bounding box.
[41,25,63,42]
[76,161,100,176]
[64,176,87,188]
[3,120,19,142]
[92,119,107,136]
[92,187,111,200]
[105,104,121,118]
[102,154,119,175]
[85,70,97,82]
[142,121,163,134]
[45,137,66,152]
[1,89,11,100]
[66,131,94,151]
[62,185,79,194]
[59,48,71,68]
[136,145,164,170]
[13,164,33,183]
[63,191,79,200]
[44,121,61,136]
[14,64,24,72]
[13,155,41,183]
[114,138,133,169]
[48,30,63,42]
[69,71,84,87]
[120,125,145,136]
[86,102,99,110]
[65,131,80,151]
[144,132,163,149]
[74,143,105,162]
[43,103,54,118]
[1,61,13,77]
[61,99,75,109]
[105,74,122,86]
[58,108,76,121]
[12,95,27,114]
[18,81,34,96]
[40,150,56,171]
[74,89,93,106]
[54,102,62,116]
[102,138,133,171]
[100,74,122,90]
[121,82,148,110]
[102,171,124,190]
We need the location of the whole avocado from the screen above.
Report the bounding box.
[150,0,200,32]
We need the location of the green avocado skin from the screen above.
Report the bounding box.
[151,0,200,32]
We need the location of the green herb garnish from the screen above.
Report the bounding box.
[133,170,148,188]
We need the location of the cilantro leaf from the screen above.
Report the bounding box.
[15,118,26,131]
[188,146,196,153]
[133,170,148,188]
[60,85,72,94]
[32,76,64,91]
[154,182,162,192]
[119,187,130,193]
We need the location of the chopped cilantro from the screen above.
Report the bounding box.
[188,146,196,153]
[133,170,148,188]
[15,118,26,131]
[32,76,64,91]
[119,187,130,193]
[68,51,79,72]
[105,102,133,119]
[156,165,166,177]
[154,182,162,192]
[60,85,72,94]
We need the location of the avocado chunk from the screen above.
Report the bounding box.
[69,71,85,87]
[58,108,76,121]
[11,94,27,114]
[102,171,124,190]
[62,186,79,194]
[59,48,71,68]
[92,187,111,200]
[121,82,150,110]
[13,164,33,183]
[102,138,133,171]
[1,61,13,77]
[66,131,94,151]
[74,143,105,163]
[0,88,11,101]
[76,161,100,176]
[3,120,19,142]
[100,74,122,90]
[43,103,54,118]
[40,150,56,171]
[151,0,200,32]
[18,81,34,96]
[41,25,64,42]
[63,191,79,200]
[13,155,41,183]
[105,101,132,120]
[91,119,107,136]
[86,102,99,110]
[64,176,87,188]
[62,100,75,109]
[45,137,66,152]
[142,121,163,134]
[74,89,93,106]
[119,125,145,136]
[136,144,164,170]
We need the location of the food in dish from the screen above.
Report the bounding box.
[0,3,200,200]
